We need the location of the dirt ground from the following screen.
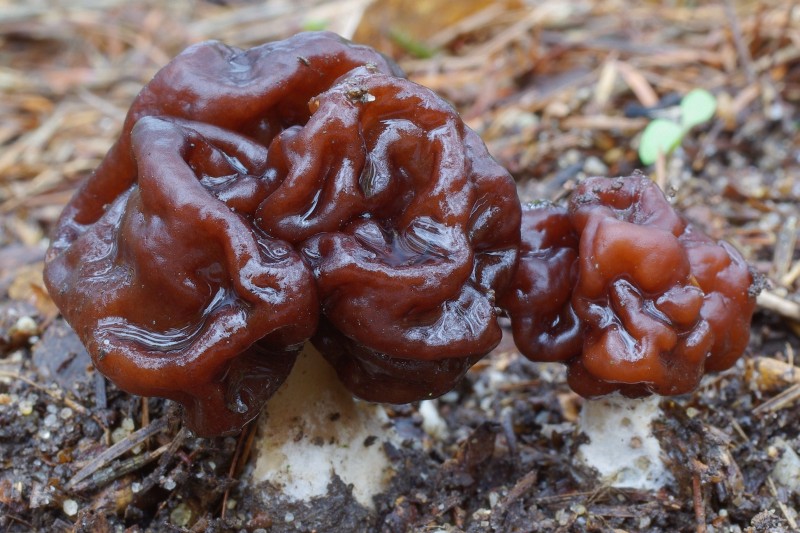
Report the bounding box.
[0,0,799,531]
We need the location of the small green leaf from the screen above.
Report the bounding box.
[638,119,684,165]
[302,19,328,31]
[680,88,716,129]
[388,29,436,59]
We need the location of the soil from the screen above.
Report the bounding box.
[0,1,798,532]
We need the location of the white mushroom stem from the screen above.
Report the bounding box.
[575,393,674,490]
[249,344,400,509]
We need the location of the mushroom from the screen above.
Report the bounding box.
[45,31,406,438]
[295,66,521,404]
[503,174,759,488]
[45,114,318,438]
[44,27,760,507]
[44,31,521,512]
[252,62,521,510]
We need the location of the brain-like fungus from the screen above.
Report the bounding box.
[505,175,758,398]
[295,67,521,403]
[45,29,759,437]
[44,32,521,435]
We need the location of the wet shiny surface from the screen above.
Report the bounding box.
[498,203,581,364]
[44,32,521,434]
[291,68,521,401]
[45,32,758,434]
[505,176,757,398]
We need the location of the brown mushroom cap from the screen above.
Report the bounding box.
[44,32,401,436]
[505,175,757,398]
[45,115,319,437]
[44,32,522,433]
[292,68,521,402]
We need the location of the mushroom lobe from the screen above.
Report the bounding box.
[44,32,522,433]
[291,68,521,402]
[498,202,582,364]
[44,32,403,436]
[505,175,757,397]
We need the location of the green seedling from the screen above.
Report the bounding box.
[638,88,717,165]
[388,28,436,59]
[302,19,328,31]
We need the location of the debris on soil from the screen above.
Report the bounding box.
[0,0,798,531]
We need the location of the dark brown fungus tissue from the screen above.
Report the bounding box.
[300,68,521,403]
[504,174,759,398]
[503,175,760,489]
[44,32,521,436]
[44,28,759,449]
[497,202,581,365]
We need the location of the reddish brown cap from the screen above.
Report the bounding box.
[44,32,522,433]
[505,175,757,397]
[44,32,400,436]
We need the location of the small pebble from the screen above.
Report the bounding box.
[767,446,779,459]
[170,503,192,527]
[63,499,78,516]
[583,156,608,176]
[18,399,34,416]
[111,417,135,444]
[11,316,38,338]
[771,438,800,493]
[488,492,499,507]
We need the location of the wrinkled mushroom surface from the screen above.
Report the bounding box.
[506,175,757,397]
[45,32,521,434]
[45,28,759,436]
[498,202,581,364]
[296,67,521,402]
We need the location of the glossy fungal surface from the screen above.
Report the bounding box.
[498,202,581,365]
[506,175,757,398]
[296,67,521,402]
[45,30,759,436]
[44,32,521,434]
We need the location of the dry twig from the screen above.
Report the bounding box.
[66,417,169,490]
[757,291,800,322]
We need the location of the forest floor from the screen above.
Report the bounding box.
[0,0,798,531]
